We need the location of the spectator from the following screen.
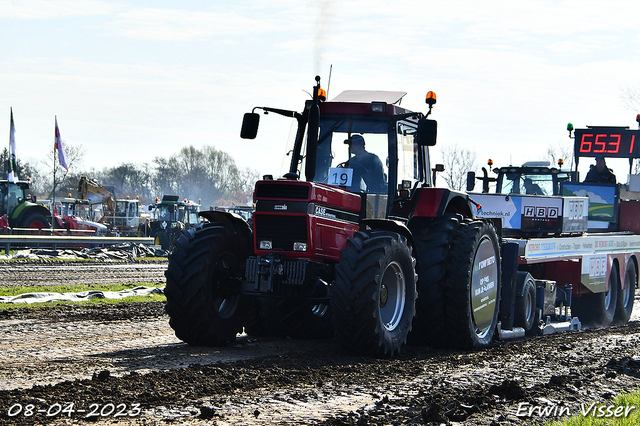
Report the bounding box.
[584,156,617,184]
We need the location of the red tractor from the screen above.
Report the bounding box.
[164,77,501,356]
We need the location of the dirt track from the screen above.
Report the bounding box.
[1,262,640,425]
[0,260,167,288]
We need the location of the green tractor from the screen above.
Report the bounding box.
[0,180,51,231]
[147,195,201,250]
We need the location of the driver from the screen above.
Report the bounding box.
[346,134,386,194]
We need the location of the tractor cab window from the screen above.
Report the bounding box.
[61,202,73,217]
[77,203,90,220]
[502,173,553,195]
[156,205,172,221]
[177,206,186,223]
[310,118,389,194]
[6,183,24,213]
[186,207,199,225]
[396,121,422,187]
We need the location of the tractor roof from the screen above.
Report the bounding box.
[330,90,407,105]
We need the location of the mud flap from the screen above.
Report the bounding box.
[499,242,519,331]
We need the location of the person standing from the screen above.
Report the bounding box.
[584,156,617,184]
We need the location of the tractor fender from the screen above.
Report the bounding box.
[360,218,413,246]
[411,188,475,219]
[198,210,252,242]
[13,203,51,227]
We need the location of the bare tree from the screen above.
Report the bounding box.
[620,86,640,173]
[546,141,574,170]
[37,143,85,199]
[440,143,477,190]
[621,86,640,112]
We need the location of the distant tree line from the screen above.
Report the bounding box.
[2,145,260,210]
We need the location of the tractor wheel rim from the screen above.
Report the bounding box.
[604,285,612,310]
[380,261,405,331]
[311,303,329,317]
[623,272,634,307]
[214,295,240,319]
[470,236,499,339]
[524,291,533,323]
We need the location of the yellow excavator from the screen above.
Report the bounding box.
[77,176,142,236]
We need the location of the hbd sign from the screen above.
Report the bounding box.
[524,206,560,219]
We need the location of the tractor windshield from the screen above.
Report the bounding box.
[500,172,557,196]
[1,183,26,215]
[497,168,574,196]
[185,206,199,225]
[155,205,177,222]
[311,118,390,194]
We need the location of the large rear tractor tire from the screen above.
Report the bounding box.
[164,223,251,346]
[514,272,539,334]
[443,220,501,349]
[332,231,417,356]
[572,262,619,328]
[19,211,49,231]
[407,214,461,347]
[613,260,636,325]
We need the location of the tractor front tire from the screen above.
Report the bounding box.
[443,220,501,349]
[332,231,417,356]
[164,223,250,346]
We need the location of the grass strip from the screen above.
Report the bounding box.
[0,282,165,310]
[545,390,640,426]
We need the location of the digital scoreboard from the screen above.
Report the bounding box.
[574,127,640,159]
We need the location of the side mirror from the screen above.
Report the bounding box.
[417,119,437,146]
[240,113,260,139]
[466,171,476,192]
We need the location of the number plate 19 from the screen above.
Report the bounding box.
[328,167,353,187]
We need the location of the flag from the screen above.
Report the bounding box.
[55,116,69,171]
[8,108,17,183]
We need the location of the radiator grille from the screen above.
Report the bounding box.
[254,214,308,251]
[256,183,310,200]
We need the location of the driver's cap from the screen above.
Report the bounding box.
[349,134,365,146]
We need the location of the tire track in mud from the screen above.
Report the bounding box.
[1,264,640,425]
[1,303,640,425]
[0,262,167,288]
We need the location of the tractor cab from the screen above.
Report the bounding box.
[184,199,201,227]
[241,77,439,221]
[467,160,575,195]
[0,181,29,216]
[0,180,50,230]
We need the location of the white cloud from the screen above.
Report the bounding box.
[102,7,269,41]
[0,0,117,19]
[2,0,640,180]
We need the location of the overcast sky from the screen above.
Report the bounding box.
[2,0,640,183]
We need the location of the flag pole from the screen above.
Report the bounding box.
[52,118,56,235]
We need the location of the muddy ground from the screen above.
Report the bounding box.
[1,261,640,425]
